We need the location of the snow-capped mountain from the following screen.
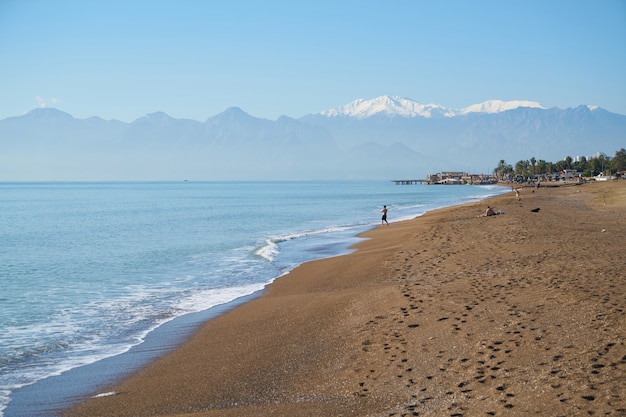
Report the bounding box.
[318,95,547,118]
[318,96,454,118]
[458,100,545,115]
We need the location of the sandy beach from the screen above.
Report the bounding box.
[65,181,626,417]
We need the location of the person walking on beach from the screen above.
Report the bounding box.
[381,205,389,225]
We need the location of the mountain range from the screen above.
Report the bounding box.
[1,95,625,181]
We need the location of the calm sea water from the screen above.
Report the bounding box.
[0,181,507,416]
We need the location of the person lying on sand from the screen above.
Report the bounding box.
[479,206,504,217]
[483,206,496,217]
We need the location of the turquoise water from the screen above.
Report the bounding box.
[0,181,507,415]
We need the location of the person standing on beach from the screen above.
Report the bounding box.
[381,205,389,225]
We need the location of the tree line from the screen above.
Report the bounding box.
[493,148,626,180]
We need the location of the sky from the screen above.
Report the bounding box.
[1,0,625,122]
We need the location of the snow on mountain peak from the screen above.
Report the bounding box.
[317,96,546,119]
[459,100,545,115]
[318,95,454,119]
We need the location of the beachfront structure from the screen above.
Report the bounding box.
[392,172,498,185]
[426,171,465,184]
[424,172,498,185]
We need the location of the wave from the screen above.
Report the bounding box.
[254,224,364,262]
[463,185,511,201]
[174,283,267,314]
[256,239,280,262]
[0,281,269,417]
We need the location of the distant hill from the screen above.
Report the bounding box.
[1,96,625,181]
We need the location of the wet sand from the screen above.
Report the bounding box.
[65,181,626,417]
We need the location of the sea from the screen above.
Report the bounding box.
[0,180,508,416]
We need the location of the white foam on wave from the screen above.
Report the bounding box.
[463,185,510,201]
[92,391,117,398]
[175,282,267,313]
[0,389,10,417]
[0,281,272,417]
[255,224,361,262]
[386,202,430,223]
[0,337,134,417]
[256,238,279,262]
[0,305,130,411]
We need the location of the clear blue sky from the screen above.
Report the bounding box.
[1,0,625,121]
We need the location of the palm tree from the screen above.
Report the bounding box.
[536,159,547,175]
[493,160,513,180]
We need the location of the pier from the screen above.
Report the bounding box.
[391,179,426,185]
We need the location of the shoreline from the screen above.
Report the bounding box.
[4,291,264,417]
[63,180,625,416]
[25,181,626,416]
[4,184,506,417]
